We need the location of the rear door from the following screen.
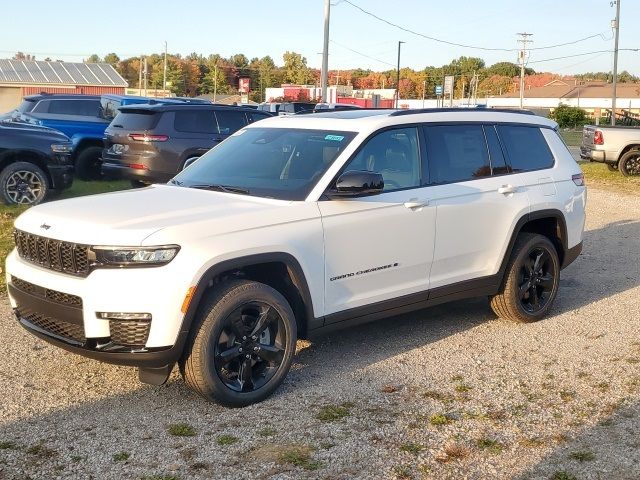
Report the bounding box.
[424,123,530,291]
[172,109,219,165]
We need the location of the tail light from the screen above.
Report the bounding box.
[572,173,585,186]
[129,133,169,142]
[127,163,148,170]
[593,130,604,145]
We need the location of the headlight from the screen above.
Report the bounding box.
[51,143,73,153]
[92,245,180,267]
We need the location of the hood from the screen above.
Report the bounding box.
[14,185,316,246]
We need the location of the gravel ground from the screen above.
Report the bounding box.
[1,187,639,480]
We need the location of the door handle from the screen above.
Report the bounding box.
[498,184,518,195]
[403,199,429,209]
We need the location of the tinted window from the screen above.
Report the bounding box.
[112,111,160,130]
[47,99,100,116]
[424,125,491,183]
[497,125,554,172]
[247,111,271,123]
[174,110,217,134]
[172,128,357,201]
[344,127,421,191]
[16,99,37,113]
[294,103,315,113]
[100,97,121,120]
[215,110,248,134]
[484,125,510,175]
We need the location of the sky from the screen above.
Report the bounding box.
[1,0,638,75]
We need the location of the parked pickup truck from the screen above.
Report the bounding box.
[580,125,640,176]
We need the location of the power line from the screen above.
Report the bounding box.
[527,48,638,64]
[330,40,396,67]
[339,0,610,52]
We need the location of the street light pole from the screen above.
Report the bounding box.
[163,41,168,94]
[321,0,330,103]
[396,41,405,108]
[611,0,621,126]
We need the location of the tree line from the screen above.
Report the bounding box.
[12,51,640,101]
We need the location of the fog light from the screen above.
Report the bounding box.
[97,312,152,321]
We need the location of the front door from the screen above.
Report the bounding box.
[319,127,436,317]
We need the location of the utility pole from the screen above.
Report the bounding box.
[422,79,426,108]
[517,32,533,109]
[138,55,143,94]
[611,0,621,125]
[321,0,330,103]
[396,41,405,108]
[163,41,168,93]
[143,57,148,96]
[213,64,218,103]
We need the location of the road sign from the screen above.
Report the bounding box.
[435,85,443,95]
[444,76,454,95]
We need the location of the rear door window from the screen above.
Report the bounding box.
[173,110,217,134]
[496,125,555,172]
[112,111,160,130]
[484,125,510,175]
[423,124,491,183]
[47,99,100,116]
[247,111,271,123]
[214,110,248,135]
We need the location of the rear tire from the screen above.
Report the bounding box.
[618,149,640,177]
[490,233,560,323]
[75,146,103,181]
[0,162,48,205]
[180,280,297,407]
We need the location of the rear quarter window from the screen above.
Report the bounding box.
[497,125,554,172]
[112,111,161,130]
[215,110,248,134]
[47,99,100,116]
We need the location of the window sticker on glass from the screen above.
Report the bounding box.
[324,134,345,141]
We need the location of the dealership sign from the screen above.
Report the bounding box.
[239,77,250,93]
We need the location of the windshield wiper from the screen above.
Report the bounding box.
[188,183,251,195]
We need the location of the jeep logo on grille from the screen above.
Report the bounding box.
[40,223,51,230]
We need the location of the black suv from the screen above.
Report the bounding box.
[0,121,73,205]
[102,104,271,185]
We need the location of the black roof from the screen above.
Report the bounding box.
[24,94,101,101]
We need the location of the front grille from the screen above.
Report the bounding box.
[18,306,86,344]
[109,320,151,347]
[11,276,82,308]
[14,230,90,277]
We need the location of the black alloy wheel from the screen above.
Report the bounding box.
[619,150,640,176]
[0,162,48,205]
[517,246,557,313]
[214,301,286,393]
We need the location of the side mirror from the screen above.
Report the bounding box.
[330,170,384,197]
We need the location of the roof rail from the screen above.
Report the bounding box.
[389,108,536,116]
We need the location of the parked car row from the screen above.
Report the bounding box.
[0,93,274,204]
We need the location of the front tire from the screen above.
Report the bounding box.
[490,233,560,323]
[618,149,640,176]
[0,162,48,205]
[75,146,103,180]
[180,280,297,407]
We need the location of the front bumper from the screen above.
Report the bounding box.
[46,164,74,190]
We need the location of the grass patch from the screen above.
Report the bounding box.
[392,466,412,479]
[216,434,239,446]
[559,390,576,403]
[568,450,595,462]
[422,390,453,402]
[559,130,582,147]
[475,437,503,454]
[0,179,130,291]
[25,443,57,458]
[167,423,196,437]
[257,427,277,437]
[278,446,322,471]
[399,442,425,455]
[428,413,453,426]
[519,437,545,448]
[0,441,19,450]
[113,451,130,462]
[552,471,577,480]
[580,162,640,195]
[436,443,469,463]
[316,403,352,423]
[454,384,472,393]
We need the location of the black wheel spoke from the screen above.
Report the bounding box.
[538,273,554,289]
[518,281,530,300]
[256,344,284,364]
[530,286,540,308]
[238,357,253,390]
[216,345,241,366]
[250,305,272,337]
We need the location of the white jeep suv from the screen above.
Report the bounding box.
[6,109,586,407]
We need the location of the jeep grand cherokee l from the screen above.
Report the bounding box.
[6,108,586,407]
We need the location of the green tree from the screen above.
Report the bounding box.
[86,54,101,63]
[550,104,587,128]
[283,51,310,84]
[103,53,120,66]
[486,62,519,78]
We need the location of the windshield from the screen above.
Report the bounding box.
[171,127,357,200]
